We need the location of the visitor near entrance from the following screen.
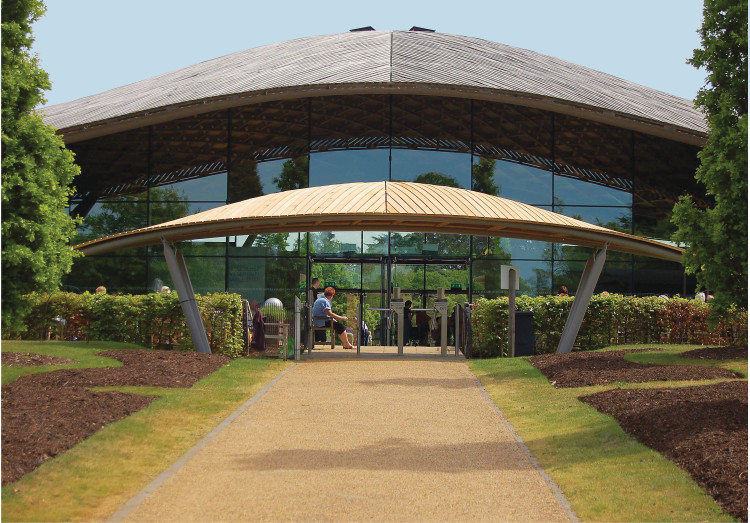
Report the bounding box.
[312,287,354,349]
[310,278,320,302]
[403,300,413,344]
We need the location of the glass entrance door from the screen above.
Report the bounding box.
[309,256,470,348]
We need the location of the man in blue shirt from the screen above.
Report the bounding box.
[312,287,354,349]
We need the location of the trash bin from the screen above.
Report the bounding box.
[514,311,535,356]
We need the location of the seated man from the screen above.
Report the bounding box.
[312,287,354,349]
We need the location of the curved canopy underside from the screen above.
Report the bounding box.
[75,182,683,263]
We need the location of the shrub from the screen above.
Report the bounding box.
[471,294,747,358]
[12,291,245,358]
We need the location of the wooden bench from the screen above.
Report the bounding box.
[312,316,335,349]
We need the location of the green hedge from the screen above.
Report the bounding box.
[11,292,245,358]
[471,295,748,358]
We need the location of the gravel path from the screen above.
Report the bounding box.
[118,359,573,522]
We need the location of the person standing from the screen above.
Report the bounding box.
[310,278,320,302]
[312,287,354,349]
[403,300,413,344]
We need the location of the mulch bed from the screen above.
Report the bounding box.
[682,345,748,361]
[528,349,742,388]
[1,349,231,486]
[2,352,73,366]
[581,381,748,521]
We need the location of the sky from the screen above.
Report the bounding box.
[33,0,707,108]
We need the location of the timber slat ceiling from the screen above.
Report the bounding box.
[42,31,706,141]
[75,182,683,262]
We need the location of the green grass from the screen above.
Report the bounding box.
[1,341,289,522]
[0,340,144,385]
[470,344,743,522]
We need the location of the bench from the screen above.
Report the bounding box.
[312,316,335,349]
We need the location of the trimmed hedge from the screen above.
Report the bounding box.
[11,291,245,358]
[471,295,748,358]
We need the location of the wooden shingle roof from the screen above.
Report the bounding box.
[74,182,683,262]
[42,31,706,145]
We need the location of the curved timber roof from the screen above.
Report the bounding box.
[75,182,683,262]
[42,30,706,145]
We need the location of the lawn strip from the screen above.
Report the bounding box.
[1,340,136,385]
[1,350,289,523]
[470,350,733,522]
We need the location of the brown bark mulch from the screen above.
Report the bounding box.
[581,381,748,521]
[681,345,748,361]
[16,349,230,389]
[1,349,231,486]
[528,349,741,388]
[2,352,73,366]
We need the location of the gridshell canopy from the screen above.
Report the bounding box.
[74,182,683,262]
[42,30,706,145]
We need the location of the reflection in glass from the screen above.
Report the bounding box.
[471,259,505,300]
[515,260,552,296]
[363,231,388,256]
[554,175,632,206]
[633,205,676,242]
[228,256,305,306]
[392,264,423,291]
[229,233,304,256]
[309,149,388,187]
[149,256,226,295]
[310,231,362,256]
[67,255,147,294]
[362,262,386,290]
[150,202,225,226]
[472,236,550,260]
[633,256,691,297]
[391,150,470,188]
[78,201,148,242]
[556,206,632,232]
[554,261,632,295]
[310,263,361,291]
[473,157,552,204]
[154,173,227,202]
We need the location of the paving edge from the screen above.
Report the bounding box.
[470,373,580,523]
[107,363,296,523]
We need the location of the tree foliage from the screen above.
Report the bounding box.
[1,0,80,332]
[672,0,748,316]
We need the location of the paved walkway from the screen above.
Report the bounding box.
[114,359,574,522]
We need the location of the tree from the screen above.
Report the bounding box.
[2,0,80,332]
[471,157,500,196]
[672,0,748,316]
[274,156,309,191]
[412,172,460,188]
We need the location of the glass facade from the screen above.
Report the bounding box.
[67,95,701,303]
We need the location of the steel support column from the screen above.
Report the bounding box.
[162,238,211,354]
[556,244,608,354]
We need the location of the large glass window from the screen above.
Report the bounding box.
[148,256,226,295]
[67,255,147,295]
[554,261,633,295]
[472,236,551,260]
[391,149,470,188]
[309,231,362,256]
[555,206,632,233]
[229,233,305,256]
[153,173,227,202]
[310,149,389,187]
[554,175,632,206]
[473,157,552,204]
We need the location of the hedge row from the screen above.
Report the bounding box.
[12,292,245,358]
[471,295,748,358]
